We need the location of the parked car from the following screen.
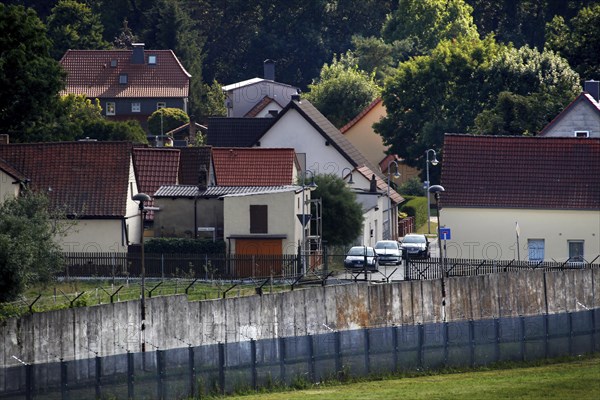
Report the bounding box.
[344,246,378,271]
[374,240,402,265]
[400,234,430,258]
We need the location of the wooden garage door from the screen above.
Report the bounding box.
[234,239,283,278]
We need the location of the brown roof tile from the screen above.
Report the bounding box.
[0,142,134,217]
[178,146,212,185]
[212,148,297,186]
[441,134,600,210]
[60,49,190,99]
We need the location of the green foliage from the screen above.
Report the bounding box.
[144,238,226,254]
[0,3,66,140]
[197,79,227,120]
[545,4,600,79]
[306,53,381,128]
[399,196,429,230]
[0,192,64,303]
[46,0,110,59]
[381,0,479,55]
[399,177,426,197]
[311,174,363,246]
[147,108,190,136]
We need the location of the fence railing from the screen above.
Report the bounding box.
[1,309,597,399]
[62,252,300,281]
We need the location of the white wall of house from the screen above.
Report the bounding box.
[259,110,354,174]
[355,193,386,247]
[58,219,128,252]
[352,173,399,241]
[442,207,600,262]
[541,100,600,138]
[126,159,144,245]
[223,189,302,255]
[0,171,19,201]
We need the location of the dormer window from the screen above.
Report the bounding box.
[119,74,128,84]
[110,59,118,68]
[148,55,157,65]
[574,130,589,138]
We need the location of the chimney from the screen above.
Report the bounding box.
[131,43,145,64]
[291,92,301,102]
[0,134,9,145]
[369,174,377,193]
[198,165,208,191]
[584,80,599,102]
[264,59,275,81]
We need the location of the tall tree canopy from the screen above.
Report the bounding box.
[375,36,580,177]
[0,4,65,140]
[306,53,381,128]
[46,0,109,59]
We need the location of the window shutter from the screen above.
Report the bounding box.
[250,205,268,233]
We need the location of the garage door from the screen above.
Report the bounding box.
[234,239,283,278]
[236,239,282,255]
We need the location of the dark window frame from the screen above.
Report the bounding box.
[250,205,268,234]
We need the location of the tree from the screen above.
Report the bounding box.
[545,4,600,80]
[0,192,64,302]
[306,53,381,128]
[0,4,65,140]
[46,0,110,59]
[311,174,363,246]
[381,0,479,56]
[112,18,136,49]
[375,36,579,179]
[147,108,190,136]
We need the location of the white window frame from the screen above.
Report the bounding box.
[131,102,141,113]
[156,102,166,110]
[148,55,157,65]
[106,102,116,116]
[527,239,545,262]
[574,130,589,138]
[568,240,584,263]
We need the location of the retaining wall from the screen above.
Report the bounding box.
[1,269,598,367]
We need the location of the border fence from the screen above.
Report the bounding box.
[1,308,598,399]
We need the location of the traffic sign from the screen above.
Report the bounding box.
[440,227,451,240]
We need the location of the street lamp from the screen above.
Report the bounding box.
[301,171,317,274]
[133,192,151,352]
[428,185,445,273]
[387,160,400,240]
[341,167,354,184]
[425,149,439,234]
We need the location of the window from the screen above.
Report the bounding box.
[528,239,545,262]
[148,55,157,65]
[131,102,141,113]
[250,205,268,234]
[574,131,589,138]
[568,240,584,262]
[119,74,128,84]
[156,102,166,110]
[110,59,118,68]
[106,102,116,116]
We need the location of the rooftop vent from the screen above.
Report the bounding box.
[264,59,275,81]
[584,80,599,102]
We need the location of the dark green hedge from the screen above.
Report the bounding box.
[399,196,429,230]
[144,238,226,254]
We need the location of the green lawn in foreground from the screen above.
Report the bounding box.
[223,356,600,400]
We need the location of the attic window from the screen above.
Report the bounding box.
[119,74,128,84]
[110,59,117,68]
[574,130,589,138]
[148,55,157,65]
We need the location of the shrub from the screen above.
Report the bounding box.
[399,196,429,230]
[147,108,190,136]
[144,238,226,254]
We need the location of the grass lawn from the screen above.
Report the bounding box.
[223,356,600,400]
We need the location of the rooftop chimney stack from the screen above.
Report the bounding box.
[264,59,275,81]
[131,43,145,64]
[584,80,599,102]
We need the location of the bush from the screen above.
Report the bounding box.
[144,238,226,254]
[147,108,189,136]
[399,177,425,196]
[400,196,429,230]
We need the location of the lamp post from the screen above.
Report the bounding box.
[425,149,439,234]
[387,160,400,240]
[341,167,354,185]
[133,192,151,352]
[301,171,317,274]
[428,185,445,273]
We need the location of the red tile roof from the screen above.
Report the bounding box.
[0,142,134,217]
[132,147,180,220]
[244,96,278,117]
[178,146,212,185]
[355,165,404,204]
[441,134,600,210]
[60,49,190,98]
[212,148,298,186]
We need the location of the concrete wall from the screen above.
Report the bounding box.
[1,269,598,367]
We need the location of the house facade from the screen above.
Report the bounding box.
[60,44,191,129]
[440,134,600,262]
[0,141,145,252]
